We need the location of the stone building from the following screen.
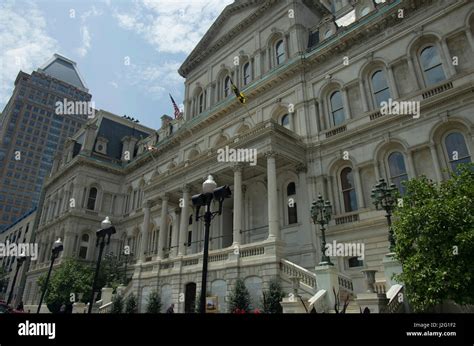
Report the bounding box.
[0,208,36,306]
[22,0,474,312]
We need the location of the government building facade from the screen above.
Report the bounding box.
[22,0,474,312]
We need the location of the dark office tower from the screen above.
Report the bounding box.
[0,54,91,231]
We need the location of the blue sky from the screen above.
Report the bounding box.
[0,0,232,129]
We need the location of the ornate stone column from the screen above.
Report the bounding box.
[429,144,443,182]
[232,164,243,246]
[406,150,416,178]
[171,208,180,257]
[266,152,280,240]
[157,195,169,259]
[359,80,369,112]
[387,65,399,99]
[178,185,191,256]
[139,200,152,263]
[465,27,474,54]
[341,87,351,120]
[353,166,365,209]
[406,55,421,89]
[440,39,456,78]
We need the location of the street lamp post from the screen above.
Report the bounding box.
[37,238,63,313]
[7,255,26,306]
[192,175,231,314]
[88,217,116,314]
[371,178,398,253]
[123,247,131,285]
[311,194,333,266]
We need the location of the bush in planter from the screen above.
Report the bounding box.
[125,293,138,313]
[111,294,124,314]
[146,290,162,313]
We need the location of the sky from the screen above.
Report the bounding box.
[0,0,233,130]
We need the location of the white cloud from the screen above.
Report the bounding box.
[114,0,233,54]
[109,81,118,88]
[124,61,184,100]
[76,26,91,57]
[80,5,102,22]
[0,1,59,105]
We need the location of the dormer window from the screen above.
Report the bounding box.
[95,136,108,155]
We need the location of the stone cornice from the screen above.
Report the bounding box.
[179,0,277,77]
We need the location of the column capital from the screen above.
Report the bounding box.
[232,162,244,172]
[143,200,155,209]
[265,150,277,159]
[296,163,307,174]
[161,193,170,202]
[182,184,192,193]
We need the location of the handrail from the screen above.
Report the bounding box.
[280,259,317,290]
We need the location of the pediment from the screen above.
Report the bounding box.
[179,0,275,77]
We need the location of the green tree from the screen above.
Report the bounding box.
[262,279,285,313]
[228,278,251,313]
[97,252,123,292]
[37,258,93,313]
[393,164,474,312]
[111,294,124,313]
[146,290,162,313]
[125,293,138,313]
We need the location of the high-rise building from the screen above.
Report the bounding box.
[0,54,91,231]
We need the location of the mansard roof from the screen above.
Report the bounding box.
[38,53,88,92]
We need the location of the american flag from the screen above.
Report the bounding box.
[169,94,182,119]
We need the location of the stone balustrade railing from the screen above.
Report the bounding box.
[383,285,405,313]
[338,273,354,293]
[374,281,387,294]
[98,302,112,314]
[280,259,317,290]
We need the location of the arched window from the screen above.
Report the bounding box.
[187,215,193,247]
[276,40,285,65]
[281,114,290,128]
[340,167,358,212]
[388,152,408,195]
[198,92,204,114]
[324,29,333,39]
[224,76,231,98]
[79,234,89,259]
[444,132,471,172]
[243,63,251,86]
[420,46,446,86]
[287,182,298,224]
[87,187,97,210]
[371,70,390,107]
[330,91,345,126]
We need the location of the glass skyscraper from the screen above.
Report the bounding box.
[0,54,91,231]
